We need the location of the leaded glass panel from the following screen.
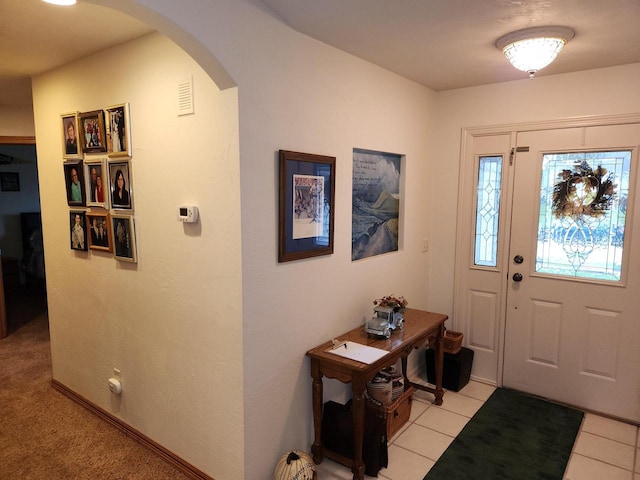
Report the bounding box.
[536,151,631,281]
[474,156,502,267]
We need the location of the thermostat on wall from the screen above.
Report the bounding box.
[178,205,199,223]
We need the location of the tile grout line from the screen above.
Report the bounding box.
[391,439,449,464]
[634,427,639,476]
[571,452,635,474]
[579,429,639,448]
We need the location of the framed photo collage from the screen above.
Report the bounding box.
[63,103,137,263]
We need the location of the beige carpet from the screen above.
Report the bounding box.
[0,303,191,479]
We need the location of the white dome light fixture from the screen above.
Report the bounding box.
[42,0,77,5]
[496,26,575,78]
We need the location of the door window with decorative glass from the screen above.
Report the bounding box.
[536,151,631,282]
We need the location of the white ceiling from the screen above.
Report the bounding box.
[259,0,640,90]
[0,0,152,107]
[2,0,640,108]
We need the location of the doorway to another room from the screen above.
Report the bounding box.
[0,138,47,338]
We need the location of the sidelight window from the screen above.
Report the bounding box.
[474,156,503,267]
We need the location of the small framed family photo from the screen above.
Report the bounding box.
[79,110,107,154]
[84,158,108,208]
[70,210,88,251]
[63,160,86,206]
[105,103,131,157]
[86,212,113,252]
[108,160,133,209]
[112,214,137,263]
[61,112,81,158]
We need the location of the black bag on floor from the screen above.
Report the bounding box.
[321,399,388,477]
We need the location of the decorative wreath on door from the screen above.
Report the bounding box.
[551,161,616,219]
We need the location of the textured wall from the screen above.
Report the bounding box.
[44,1,640,479]
[0,106,35,137]
[89,1,438,478]
[32,33,243,479]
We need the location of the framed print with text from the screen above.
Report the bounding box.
[351,148,402,261]
[278,149,335,262]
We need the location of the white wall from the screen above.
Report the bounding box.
[0,106,35,136]
[230,12,438,479]
[430,63,640,320]
[40,1,640,479]
[85,1,439,478]
[32,33,244,479]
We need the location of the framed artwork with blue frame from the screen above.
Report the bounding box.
[278,150,335,262]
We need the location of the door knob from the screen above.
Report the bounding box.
[512,273,523,282]
[514,255,524,264]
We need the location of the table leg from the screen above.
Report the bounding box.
[401,355,408,389]
[350,377,366,480]
[310,360,324,463]
[434,325,444,405]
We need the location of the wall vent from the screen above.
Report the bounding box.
[178,77,194,116]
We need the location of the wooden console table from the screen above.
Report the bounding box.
[306,308,447,480]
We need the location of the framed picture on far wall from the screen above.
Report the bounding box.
[63,160,86,206]
[69,210,88,251]
[1,172,20,192]
[84,158,108,209]
[108,160,133,210]
[61,112,81,158]
[79,109,107,154]
[86,212,113,253]
[112,214,137,263]
[105,103,131,157]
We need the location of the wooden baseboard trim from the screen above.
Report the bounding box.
[51,380,214,480]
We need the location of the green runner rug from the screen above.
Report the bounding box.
[424,388,584,480]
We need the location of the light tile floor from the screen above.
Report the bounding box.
[315,380,639,480]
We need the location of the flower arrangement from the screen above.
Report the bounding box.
[373,294,408,312]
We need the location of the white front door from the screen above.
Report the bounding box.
[502,124,640,422]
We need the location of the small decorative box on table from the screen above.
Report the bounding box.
[366,386,414,439]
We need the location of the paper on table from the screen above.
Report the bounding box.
[326,341,388,364]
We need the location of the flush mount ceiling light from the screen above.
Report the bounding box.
[42,0,77,5]
[496,26,575,78]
